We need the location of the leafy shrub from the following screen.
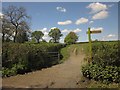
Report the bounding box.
[2,42,64,77]
[82,41,120,83]
[82,64,120,83]
[2,62,26,77]
[92,42,119,67]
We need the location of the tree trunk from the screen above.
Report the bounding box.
[2,33,5,42]
[54,38,57,43]
[37,39,39,43]
[13,27,18,43]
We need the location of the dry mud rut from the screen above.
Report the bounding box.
[3,48,85,88]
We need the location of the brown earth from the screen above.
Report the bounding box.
[2,48,86,88]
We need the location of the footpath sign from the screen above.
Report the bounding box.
[86,27,102,62]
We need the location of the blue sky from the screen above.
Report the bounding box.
[2,2,118,43]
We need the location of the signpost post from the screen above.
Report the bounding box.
[86,27,102,63]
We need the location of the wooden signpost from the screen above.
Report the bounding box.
[86,27,102,63]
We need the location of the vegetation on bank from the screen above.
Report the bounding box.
[82,41,120,86]
[2,42,65,77]
[2,42,87,77]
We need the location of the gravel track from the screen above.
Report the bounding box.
[2,48,85,88]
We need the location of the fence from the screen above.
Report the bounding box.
[46,52,60,61]
[2,52,60,65]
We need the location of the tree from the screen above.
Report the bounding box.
[3,5,30,42]
[31,31,44,43]
[49,39,54,43]
[41,39,47,43]
[48,28,62,43]
[16,31,28,43]
[16,21,30,43]
[64,32,78,44]
[2,16,15,42]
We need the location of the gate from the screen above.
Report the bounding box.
[46,52,60,61]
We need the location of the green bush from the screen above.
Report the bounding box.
[82,64,120,83]
[92,42,119,67]
[2,42,64,77]
[2,62,26,77]
[82,41,120,83]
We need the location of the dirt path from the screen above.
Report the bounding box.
[2,48,85,88]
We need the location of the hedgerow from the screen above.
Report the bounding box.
[82,64,120,83]
[92,42,119,67]
[82,41,120,83]
[2,42,64,77]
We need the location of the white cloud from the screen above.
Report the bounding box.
[91,27,104,31]
[62,28,82,33]
[58,20,72,25]
[61,29,70,33]
[89,21,94,24]
[43,32,49,40]
[0,12,3,16]
[59,38,64,43]
[107,34,116,38]
[73,28,82,33]
[92,10,108,20]
[101,34,117,41]
[75,18,88,25]
[56,7,66,12]
[44,32,48,36]
[40,28,47,33]
[0,12,3,19]
[87,2,108,14]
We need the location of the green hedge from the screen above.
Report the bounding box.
[2,42,64,77]
[92,42,119,67]
[82,41,120,83]
[82,64,120,83]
